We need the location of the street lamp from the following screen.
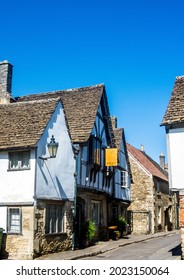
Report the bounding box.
[39,135,59,160]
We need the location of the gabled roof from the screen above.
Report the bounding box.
[113,128,133,182]
[127,143,168,181]
[113,128,124,152]
[161,76,184,126]
[16,84,113,144]
[0,98,60,149]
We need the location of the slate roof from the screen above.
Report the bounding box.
[0,98,60,149]
[16,84,109,143]
[161,76,184,125]
[127,143,168,181]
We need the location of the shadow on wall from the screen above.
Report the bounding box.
[38,161,68,199]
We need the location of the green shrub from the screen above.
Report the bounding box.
[117,215,127,232]
[82,221,96,241]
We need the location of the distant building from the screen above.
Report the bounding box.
[127,143,178,234]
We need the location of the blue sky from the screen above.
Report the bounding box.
[1,0,184,162]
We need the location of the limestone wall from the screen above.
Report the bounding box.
[127,155,154,234]
[5,206,34,259]
[34,200,73,257]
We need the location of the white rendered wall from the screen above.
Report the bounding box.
[167,127,184,190]
[0,149,36,203]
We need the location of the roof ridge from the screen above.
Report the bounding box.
[15,83,104,99]
[127,143,168,181]
[1,97,60,107]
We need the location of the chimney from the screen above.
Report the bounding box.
[111,116,117,130]
[159,153,165,170]
[0,60,13,104]
[140,144,145,152]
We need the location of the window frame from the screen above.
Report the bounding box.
[91,200,102,226]
[45,204,64,234]
[8,150,31,171]
[7,207,22,234]
[121,170,128,188]
[88,136,102,166]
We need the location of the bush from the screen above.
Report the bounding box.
[82,221,96,242]
[117,215,127,233]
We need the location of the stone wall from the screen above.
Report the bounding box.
[127,155,154,234]
[128,154,172,235]
[34,200,73,257]
[0,60,12,103]
[4,206,34,259]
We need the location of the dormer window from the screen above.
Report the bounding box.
[9,150,30,170]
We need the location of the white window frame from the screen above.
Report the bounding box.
[121,170,128,188]
[9,150,30,170]
[7,207,22,234]
[46,204,64,234]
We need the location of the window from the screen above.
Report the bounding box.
[88,136,101,165]
[9,151,30,170]
[121,170,127,187]
[92,201,102,226]
[8,208,22,234]
[46,204,64,234]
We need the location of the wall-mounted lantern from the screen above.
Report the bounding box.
[39,135,59,160]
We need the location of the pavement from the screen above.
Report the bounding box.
[36,230,180,260]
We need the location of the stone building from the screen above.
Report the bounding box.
[0,60,131,259]
[127,143,175,234]
[161,75,184,259]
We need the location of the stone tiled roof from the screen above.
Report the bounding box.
[127,143,168,181]
[161,76,184,125]
[113,128,123,151]
[113,128,133,182]
[17,84,108,143]
[0,98,59,149]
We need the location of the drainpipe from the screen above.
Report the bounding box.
[72,144,80,251]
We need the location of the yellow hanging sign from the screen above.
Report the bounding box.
[105,148,118,166]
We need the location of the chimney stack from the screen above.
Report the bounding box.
[159,153,165,170]
[140,144,145,152]
[111,116,117,130]
[0,60,13,104]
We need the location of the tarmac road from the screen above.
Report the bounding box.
[36,230,181,260]
[80,232,181,260]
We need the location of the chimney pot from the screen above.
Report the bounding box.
[140,144,145,152]
[159,153,165,170]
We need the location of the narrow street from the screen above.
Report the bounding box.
[80,232,181,260]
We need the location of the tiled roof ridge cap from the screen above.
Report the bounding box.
[176,75,184,79]
[127,143,168,180]
[0,97,60,107]
[16,83,104,98]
